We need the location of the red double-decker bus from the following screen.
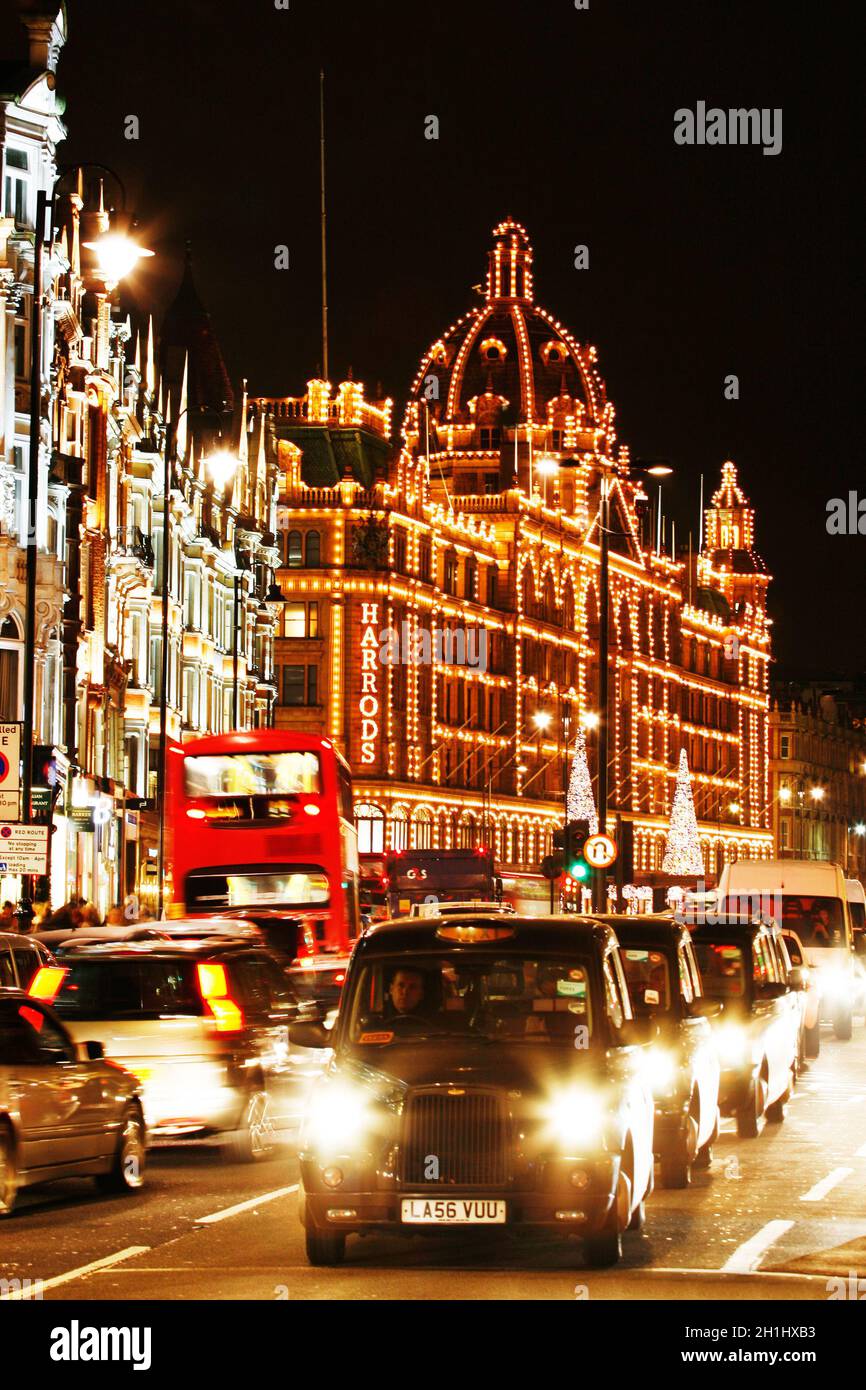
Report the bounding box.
[166,731,360,959]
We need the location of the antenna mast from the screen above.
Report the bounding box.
[319,68,329,382]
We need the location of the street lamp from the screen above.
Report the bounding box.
[810,786,826,802]
[535,455,559,507]
[19,170,151,928]
[81,229,153,292]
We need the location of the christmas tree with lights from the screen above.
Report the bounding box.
[566,729,599,834]
[662,748,704,876]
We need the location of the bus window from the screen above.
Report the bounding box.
[337,762,354,823]
[344,874,361,940]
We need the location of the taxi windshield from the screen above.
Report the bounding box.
[345,955,593,1046]
[693,942,746,999]
[620,949,672,1013]
[778,895,846,948]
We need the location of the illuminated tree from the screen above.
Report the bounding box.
[662,748,704,876]
[566,729,598,834]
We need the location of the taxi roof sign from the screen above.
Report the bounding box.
[434,924,516,943]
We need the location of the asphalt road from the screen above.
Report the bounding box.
[3,1027,866,1301]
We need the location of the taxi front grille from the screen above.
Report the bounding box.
[400,1090,508,1187]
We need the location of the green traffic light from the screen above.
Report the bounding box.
[568,861,590,882]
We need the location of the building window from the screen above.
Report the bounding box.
[284,601,318,638]
[780,734,790,760]
[0,615,22,720]
[393,529,406,572]
[305,531,321,567]
[479,427,500,449]
[282,664,305,705]
[307,664,318,706]
[286,531,303,567]
[444,554,458,595]
[355,803,385,855]
[419,538,432,582]
[3,147,31,226]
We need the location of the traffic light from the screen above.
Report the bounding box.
[564,819,591,882]
[32,745,58,788]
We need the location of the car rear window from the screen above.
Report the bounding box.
[694,942,747,998]
[51,957,202,1020]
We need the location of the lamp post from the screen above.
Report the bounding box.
[19,170,150,928]
[573,457,672,912]
[206,450,243,730]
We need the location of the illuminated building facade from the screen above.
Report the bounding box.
[770,681,866,879]
[264,220,774,881]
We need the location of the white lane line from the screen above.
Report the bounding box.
[800,1168,854,1202]
[0,1245,150,1300]
[195,1183,299,1226]
[721,1220,795,1274]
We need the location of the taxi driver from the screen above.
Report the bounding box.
[388,968,426,1016]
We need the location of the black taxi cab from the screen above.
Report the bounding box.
[593,915,720,1188]
[686,913,802,1138]
[289,914,655,1268]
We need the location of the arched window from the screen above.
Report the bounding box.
[521,566,536,619]
[390,806,409,853]
[412,807,433,850]
[0,614,22,721]
[355,802,384,855]
[286,531,303,567]
[457,813,475,850]
[305,531,321,567]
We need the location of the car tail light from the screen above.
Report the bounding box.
[29,966,67,1002]
[334,972,346,986]
[196,961,244,1033]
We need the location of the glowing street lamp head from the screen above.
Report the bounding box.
[810,786,826,802]
[728,802,741,815]
[645,465,673,477]
[854,823,866,837]
[582,711,600,730]
[207,450,242,492]
[532,711,552,731]
[535,456,559,478]
[778,785,792,802]
[82,231,154,290]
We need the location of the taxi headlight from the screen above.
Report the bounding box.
[306,1084,369,1151]
[816,966,850,1002]
[714,1023,748,1066]
[544,1088,605,1149]
[643,1047,677,1096]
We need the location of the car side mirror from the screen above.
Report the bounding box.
[687,997,722,1020]
[289,1021,332,1049]
[84,1040,105,1061]
[618,1016,657,1046]
[758,980,788,1000]
[787,967,807,992]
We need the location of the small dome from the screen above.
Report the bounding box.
[407,219,611,439]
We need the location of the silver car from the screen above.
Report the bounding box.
[0,991,146,1215]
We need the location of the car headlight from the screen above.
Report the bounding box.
[305,1084,369,1150]
[643,1046,677,1096]
[714,1023,748,1066]
[544,1087,605,1149]
[815,966,850,1001]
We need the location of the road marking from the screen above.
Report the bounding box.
[0,1245,150,1300]
[195,1183,299,1226]
[800,1168,854,1202]
[720,1220,795,1274]
[856,1143,866,1158]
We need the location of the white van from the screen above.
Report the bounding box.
[717,859,856,1039]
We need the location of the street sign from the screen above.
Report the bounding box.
[0,724,21,792]
[70,807,95,833]
[584,833,618,869]
[0,790,19,821]
[0,823,49,874]
[30,787,51,815]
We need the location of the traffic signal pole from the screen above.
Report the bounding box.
[592,471,610,913]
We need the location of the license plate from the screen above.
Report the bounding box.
[401,1198,506,1225]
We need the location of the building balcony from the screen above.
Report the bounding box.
[115,527,155,568]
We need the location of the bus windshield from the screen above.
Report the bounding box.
[184,751,321,797]
[185,868,330,911]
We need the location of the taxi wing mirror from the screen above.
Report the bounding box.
[787,967,807,992]
[83,1040,105,1061]
[687,997,722,1020]
[618,1016,657,1046]
[289,1020,332,1049]
[757,980,788,1000]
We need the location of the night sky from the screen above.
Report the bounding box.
[48,0,860,677]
